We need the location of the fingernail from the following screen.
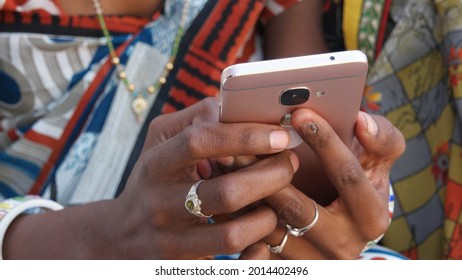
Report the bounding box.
[363,112,378,136]
[289,153,299,172]
[270,130,290,150]
[216,156,234,167]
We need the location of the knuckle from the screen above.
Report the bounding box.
[132,153,157,181]
[215,177,241,212]
[148,115,165,131]
[280,160,296,181]
[326,232,365,259]
[201,97,218,114]
[263,153,295,182]
[275,155,295,177]
[220,126,259,152]
[193,98,219,123]
[332,163,362,187]
[277,197,305,225]
[361,213,390,242]
[239,128,259,147]
[376,116,406,158]
[179,125,209,158]
[219,224,245,254]
[331,245,364,260]
[321,209,389,259]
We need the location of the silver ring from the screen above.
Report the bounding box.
[268,229,290,254]
[185,180,212,218]
[286,200,319,237]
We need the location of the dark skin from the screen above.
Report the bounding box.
[2,0,406,259]
[264,0,327,57]
[3,98,404,259]
[194,99,404,259]
[56,0,164,17]
[3,98,298,259]
[264,109,404,259]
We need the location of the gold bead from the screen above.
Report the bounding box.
[118,71,127,79]
[159,76,167,85]
[128,83,136,92]
[112,57,120,65]
[166,62,174,70]
[147,86,156,93]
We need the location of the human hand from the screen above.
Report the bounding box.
[262,109,405,259]
[115,98,299,259]
[0,98,298,260]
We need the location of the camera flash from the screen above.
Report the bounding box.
[316,91,326,97]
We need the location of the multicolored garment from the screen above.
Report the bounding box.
[6,0,459,260]
[0,0,300,204]
[334,0,462,260]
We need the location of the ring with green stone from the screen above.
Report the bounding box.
[185,180,212,218]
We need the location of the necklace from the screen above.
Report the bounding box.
[92,0,190,122]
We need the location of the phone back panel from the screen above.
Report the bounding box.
[219,51,368,201]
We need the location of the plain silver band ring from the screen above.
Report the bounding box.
[268,229,290,254]
[286,200,319,237]
[184,180,212,218]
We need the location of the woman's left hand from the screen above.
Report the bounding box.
[260,109,405,259]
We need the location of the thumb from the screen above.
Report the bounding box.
[355,111,405,162]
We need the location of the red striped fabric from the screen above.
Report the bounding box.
[1,0,301,196]
[164,0,266,114]
[0,0,152,35]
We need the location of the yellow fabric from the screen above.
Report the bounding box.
[351,0,462,259]
[342,0,363,51]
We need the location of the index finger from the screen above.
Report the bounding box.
[148,121,293,174]
[290,109,386,225]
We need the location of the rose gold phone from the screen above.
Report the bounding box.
[219,51,368,200]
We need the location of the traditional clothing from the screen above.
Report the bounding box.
[0,0,300,205]
[328,0,462,260]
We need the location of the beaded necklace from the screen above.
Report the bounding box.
[92,0,190,122]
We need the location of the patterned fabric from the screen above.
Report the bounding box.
[0,0,60,14]
[338,0,462,259]
[342,0,392,63]
[359,245,409,260]
[0,0,300,205]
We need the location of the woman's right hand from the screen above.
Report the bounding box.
[262,109,405,259]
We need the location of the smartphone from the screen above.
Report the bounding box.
[219,51,368,201]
